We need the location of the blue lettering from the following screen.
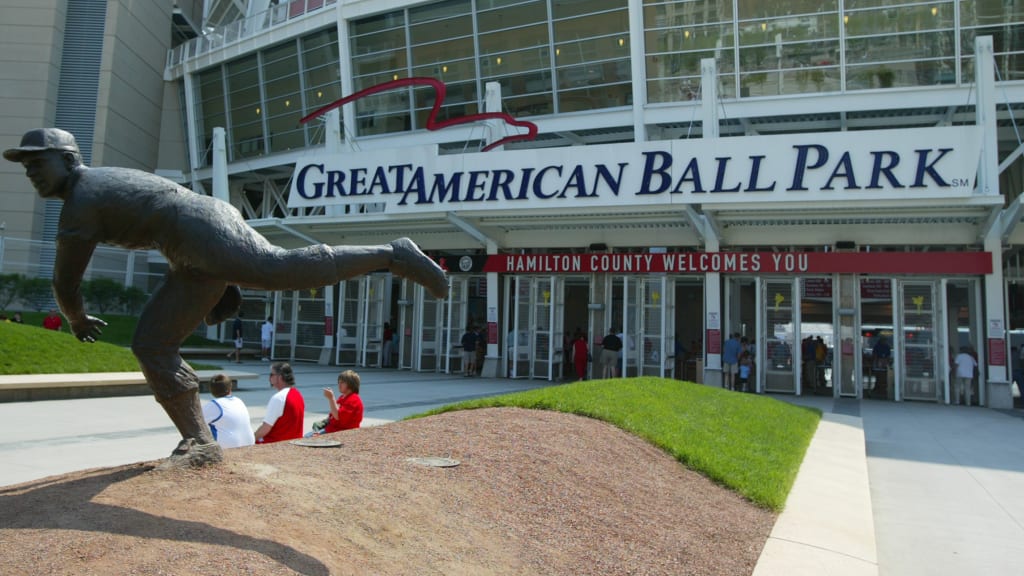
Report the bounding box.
[672,158,705,193]
[711,157,741,193]
[350,168,368,195]
[465,170,488,201]
[388,164,413,192]
[398,167,426,206]
[822,152,859,190]
[296,163,324,199]
[517,168,534,199]
[325,169,345,197]
[788,144,828,191]
[639,151,672,194]
[912,148,951,187]
[367,166,392,195]
[868,151,903,189]
[593,163,626,196]
[533,166,562,199]
[487,169,516,200]
[427,172,463,204]
[744,155,775,192]
[560,165,587,198]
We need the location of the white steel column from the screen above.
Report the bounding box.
[977,36,1012,407]
[320,108,342,363]
[700,58,722,387]
[211,127,228,203]
[481,82,503,377]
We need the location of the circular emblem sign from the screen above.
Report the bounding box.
[458,255,473,272]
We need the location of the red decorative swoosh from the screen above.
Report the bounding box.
[299,77,539,152]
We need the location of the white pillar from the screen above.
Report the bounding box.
[319,286,335,365]
[212,127,228,203]
[976,36,1012,407]
[480,82,503,378]
[699,58,722,387]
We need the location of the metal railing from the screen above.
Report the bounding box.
[166,0,337,71]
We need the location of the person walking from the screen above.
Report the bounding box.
[261,317,274,361]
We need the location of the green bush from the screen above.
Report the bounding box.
[82,277,126,313]
[17,277,53,311]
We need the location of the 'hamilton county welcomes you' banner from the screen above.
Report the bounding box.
[288,126,982,212]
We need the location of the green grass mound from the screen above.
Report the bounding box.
[0,321,141,375]
[420,377,821,510]
[0,314,223,375]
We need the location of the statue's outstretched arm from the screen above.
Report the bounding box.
[53,238,105,341]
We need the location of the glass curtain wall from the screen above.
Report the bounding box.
[192,28,340,167]
[348,0,631,135]
[642,0,1024,101]
[188,0,1024,161]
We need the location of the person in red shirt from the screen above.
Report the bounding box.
[320,370,363,434]
[42,309,62,331]
[572,331,590,381]
[254,362,305,443]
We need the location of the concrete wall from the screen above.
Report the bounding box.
[0,0,65,245]
[93,0,174,171]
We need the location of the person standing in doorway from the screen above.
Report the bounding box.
[461,324,479,376]
[261,316,274,361]
[600,328,622,379]
[573,330,589,381]
[722,333,742,391]
[953,346,978,406]
[381,321,394,368]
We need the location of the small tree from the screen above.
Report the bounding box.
[17,277,53,311]
[0,273,21,310]
[119,286,148,314]
[81,277,125,313]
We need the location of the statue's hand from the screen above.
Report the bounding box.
[72,315,107,342]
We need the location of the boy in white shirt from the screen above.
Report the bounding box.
[202,374,255,448]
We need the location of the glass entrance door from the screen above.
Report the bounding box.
[443,276,469,374]
[397,280,414,370]
[417,286,445,372]
[357,275,388,368]
[762,279,796,393]
[507,276,564,380]
[638,276,676,377]
[900,281,943,402]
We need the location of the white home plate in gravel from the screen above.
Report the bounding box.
[407,456,460,468]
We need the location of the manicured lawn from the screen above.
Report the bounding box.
[0,315,223,375]
[419,377,821,510]
[10,311,218,348]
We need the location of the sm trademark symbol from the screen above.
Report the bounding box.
[950,178,971,187]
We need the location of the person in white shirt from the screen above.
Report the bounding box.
[953,346,978,406]
[202,374,255,448]
[261,317,274,361]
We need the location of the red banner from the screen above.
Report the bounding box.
[706,330,721,355]
[988,338,1006,367]
[483,251,991,275]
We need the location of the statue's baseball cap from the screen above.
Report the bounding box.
[3,128,80,162]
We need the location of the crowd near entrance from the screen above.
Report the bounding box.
[262,264,984,405]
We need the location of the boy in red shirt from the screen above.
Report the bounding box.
[314,370,364,435]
